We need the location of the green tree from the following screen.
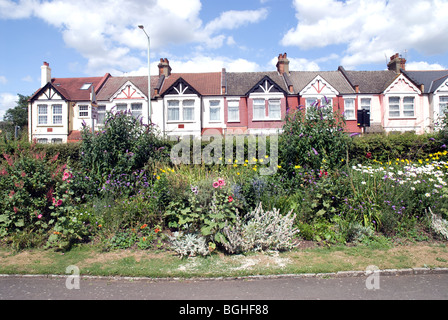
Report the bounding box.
[4,94,29,128]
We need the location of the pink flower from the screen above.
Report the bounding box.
[56,199,63,207]
[228,196,233,203]
[62,171,71,181]
[37,214,42,219]
[212,181,219,188]
[217,178,225,186]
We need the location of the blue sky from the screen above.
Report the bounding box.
[1,0,448,120]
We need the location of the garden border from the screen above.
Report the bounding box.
[1,267,448,282]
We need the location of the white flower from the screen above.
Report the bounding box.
[425,193,431,197]
[361,181,367,185]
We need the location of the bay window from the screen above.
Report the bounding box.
[388,96,415,118]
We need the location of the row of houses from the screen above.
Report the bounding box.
[28,53,448,143]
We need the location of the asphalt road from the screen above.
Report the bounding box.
[1,272,447,301]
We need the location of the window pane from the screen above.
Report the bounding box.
[403,97,414,117]
[210,101,220,121]
[344,99,355,119]
[116,104,127,112]
[210,107,220,121]
[440,96,448,114]
[38,105,47,115]
[79,105,89,117]
[183,107,194,121]
[53,115,62,124]
[253,99,265,119]
[38,116,47,125]
[53,105,62,114]
[228,101,239,121]
[168,100,179,121]
[131,103,143,119]
[268,100,281,119]
[389,97,400,117]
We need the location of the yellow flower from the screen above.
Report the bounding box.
[156,176,160,180]
[253,167,257,171]
[295,165,301,169]
[259,159,264,163]
[237,172,240,175]
[277,165,282,169]
[233,164,238,167]
[265,155,269,159]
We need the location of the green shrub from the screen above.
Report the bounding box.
[279,99,349,173]
[80,111,170,180]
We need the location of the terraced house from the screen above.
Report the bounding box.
[28,53,448,143]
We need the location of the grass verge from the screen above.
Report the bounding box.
[1,241,447,279]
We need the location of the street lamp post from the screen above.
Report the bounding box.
[138,25,151,124]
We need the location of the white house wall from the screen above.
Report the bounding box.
[29,89,69,143]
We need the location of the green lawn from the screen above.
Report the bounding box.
[1,241,447,279]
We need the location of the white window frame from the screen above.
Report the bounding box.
[253,99,265,120]
[268,99,281,120]
[131,103,143,119]
[79,105,89,118]
[344,98,356,120]
[439,96,448,115]
[97,105,106,125]
[38,104,48,125]
[388,96,416,119]
[209,100,221,122]
[167,99,196,122]
[227,100,240,122]
[52,104,63,125]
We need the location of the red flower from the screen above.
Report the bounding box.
[366,152,372,159]
[154,228,160,233]
[228,196,233,203]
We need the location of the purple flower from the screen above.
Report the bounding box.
[312,148,318,155]
[350,132,360,137]
[441,144,446,149]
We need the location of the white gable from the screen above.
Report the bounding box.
[111,81,147,101]
[434,79,448,94]
[384,74,421,94]
[36,86,65,101]
[301,75,339,96]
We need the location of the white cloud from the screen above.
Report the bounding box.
[0,0,268,75]
[168,55,262,73]
[0,92,18,120]
[204,8,268,34]
[0,75,7,84]
[406,61,446,71]
[281,0,448,69]
[268,56,320,71]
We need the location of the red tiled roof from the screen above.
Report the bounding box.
[160,72,222,96]
[50,73,111,101]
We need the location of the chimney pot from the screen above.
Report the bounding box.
[276,52,290,75]
[158,58,172,77]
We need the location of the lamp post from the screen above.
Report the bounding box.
[138,25,151,124]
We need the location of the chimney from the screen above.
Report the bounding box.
[221,68,227,95]
[276,53,290,75]
[41,62,51,87]
[158,58,172,77]
[387,53,406,74]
